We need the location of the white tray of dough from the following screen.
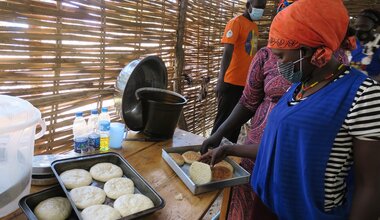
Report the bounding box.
[51,152,165,220]
[162,145,250,195]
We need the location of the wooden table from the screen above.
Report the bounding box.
[4,129,221,220]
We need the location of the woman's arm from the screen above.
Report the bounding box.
[201,48,269,154]
[349,138,380,220]
[200,143,260,166]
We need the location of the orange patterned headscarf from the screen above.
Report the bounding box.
[268,0,349,67]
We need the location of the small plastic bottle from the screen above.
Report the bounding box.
[73,112,88,153]
[98,107,110,151]
[87,109,100,151]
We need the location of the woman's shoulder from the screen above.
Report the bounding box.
[255,47,276,62]
[349,69,380,102]
[257,46,271,55]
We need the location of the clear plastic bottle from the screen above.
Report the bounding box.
[73,112,88,153]
[98,107,110,151]
[87,109,100,151]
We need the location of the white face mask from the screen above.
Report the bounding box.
[249,7,264,20]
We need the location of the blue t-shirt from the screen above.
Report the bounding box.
[350,38,380,77]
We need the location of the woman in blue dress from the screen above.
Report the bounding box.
[201,0,380,219]
[351,9,380,81]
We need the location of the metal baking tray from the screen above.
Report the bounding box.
[51,152,165,220]
[19,185,79,220]
[162,145,250,195]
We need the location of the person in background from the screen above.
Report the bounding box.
[202,0,352,219]
[202,0,380,219]
[351,9,380,81]
[211,0,267,143]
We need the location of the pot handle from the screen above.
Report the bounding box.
[35,118,46,140]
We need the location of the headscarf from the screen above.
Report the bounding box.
[268,0,349,67]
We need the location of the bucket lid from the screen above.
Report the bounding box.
[0,95,42,134]
[32,153,79,175]
[116,56,168,131]
[32,154,62,175]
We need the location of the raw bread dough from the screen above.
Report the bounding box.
[169,153,185,166]
[182,151,201,164]
[34,197,71,220]
[60,169,92,189]
[81,204,121,220]
[113,194,154,217]
[104,177,134,199]
[70,186,106,209]
[189,161,212,185]
[90,163,123,182]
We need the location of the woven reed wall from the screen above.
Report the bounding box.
[0,0,178,154]
[181,0,278,136]
[0,0,378,154]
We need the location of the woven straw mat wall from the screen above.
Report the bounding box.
[0,0,178,154]
[182,0,279,136]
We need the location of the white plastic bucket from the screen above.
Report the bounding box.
[0,95,46,217]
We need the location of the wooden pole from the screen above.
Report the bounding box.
[175,0,189,130]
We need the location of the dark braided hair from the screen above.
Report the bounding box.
[359,9,380,27]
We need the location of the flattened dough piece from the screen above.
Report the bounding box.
[60,169,92,189]
[70,186,106,209]
[81,205,121,220]
[104,177,134,199]
[189,161,212,185]
[169,153,185,166]
[211,166,233,181]
[182,151,201,164]
[34,197,71,220]
[214,160,234,173]
[114,194,154,217]
[90,162,123,182]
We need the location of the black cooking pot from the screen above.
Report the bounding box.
[136,88,187,139]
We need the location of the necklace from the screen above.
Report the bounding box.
[296,64,345,100]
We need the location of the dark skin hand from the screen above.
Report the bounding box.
[200,143,260,166]
[200,103,254,154]
[215,43,234,97]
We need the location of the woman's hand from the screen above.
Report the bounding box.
[200,133,223,154]
[199,145,230,166]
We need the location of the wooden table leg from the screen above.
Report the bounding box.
[219,187,232,220]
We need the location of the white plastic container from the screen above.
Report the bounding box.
[0,95,46,217]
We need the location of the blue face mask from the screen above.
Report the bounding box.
[277,50,305,83]
[249,7,264,20]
